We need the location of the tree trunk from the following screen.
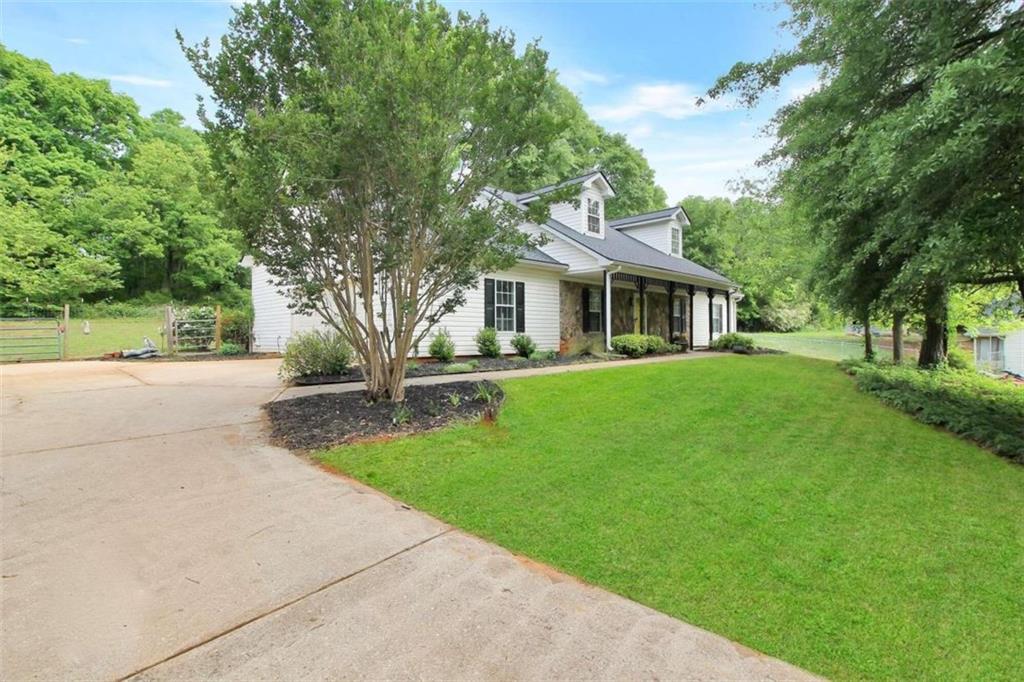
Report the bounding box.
[917,284,948,368]
[861,305,874,361]
[892,311,904,364]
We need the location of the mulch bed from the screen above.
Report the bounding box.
[292,353,612,385]
[265,380,502,450]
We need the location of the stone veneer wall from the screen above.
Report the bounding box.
[647,291,670,339]
[611,288,634,336]
[559,281,585,343]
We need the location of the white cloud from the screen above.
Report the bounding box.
[591,82,733,122]
[106,74,174,88]
[785,78,821,102]
[559,67,610,89]
[65,38,89,45]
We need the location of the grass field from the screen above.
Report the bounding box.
[747,331,912,362]
[319,355,1023,681]
[66,317,165,358]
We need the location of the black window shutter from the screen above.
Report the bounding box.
[581,287,590,333]
[515,281,525,333]
[484,278,495,328]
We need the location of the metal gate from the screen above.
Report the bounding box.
[0,317,63,362]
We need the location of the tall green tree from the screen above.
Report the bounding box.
[709,0,1024,367]
[1,45,241,308]
[497,80,667,218]
[180,0,561,400]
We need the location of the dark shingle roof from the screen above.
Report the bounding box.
[516,170,615,201]
[543,219,734,286]
[609,206,685,229]
[518,245,566,267]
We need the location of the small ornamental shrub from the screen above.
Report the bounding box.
[529,349,557,361]
[443,362,476,374]
[279,330,352,379]
[218,341,245,356]
[946,343,971,370]
[710,333,756,352]
[841,361,1024,462]
[391,403,413,425]
[428,328,456,362]
[475,327,502,358]
[510,333,536,357]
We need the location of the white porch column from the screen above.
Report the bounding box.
[604,269,612,351]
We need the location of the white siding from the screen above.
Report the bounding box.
[692,290,710,347]
[420,263,562,356]
[549,201,580,231]
[1005,329,1024,376]
[251,263,293,353]
[522,223,601,272]
[619,221,671,254]
[729,294,739,333]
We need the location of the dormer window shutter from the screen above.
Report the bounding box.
[484,278,495,328]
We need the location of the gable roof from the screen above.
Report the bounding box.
[543,218,734,287]
[516,170,616,202]
[609,206,686,229]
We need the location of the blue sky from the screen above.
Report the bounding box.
[1,1,814,199]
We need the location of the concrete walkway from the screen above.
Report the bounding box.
[1,357,816,681]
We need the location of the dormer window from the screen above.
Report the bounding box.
[587,198,601,233]
[671,225,681,256]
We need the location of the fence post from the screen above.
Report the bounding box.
[214,305,222,351]
[164,305,175,355]
[62,304,70,360]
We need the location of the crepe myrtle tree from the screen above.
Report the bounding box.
[180,0,563,400]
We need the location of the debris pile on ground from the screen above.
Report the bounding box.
[265,381,503,450]
[103,337,161,360]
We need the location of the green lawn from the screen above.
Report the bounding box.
[66,317,165,358]
[319,355,1024,681]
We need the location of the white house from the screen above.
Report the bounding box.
[971,328,1024,376]
[250,171,741,355]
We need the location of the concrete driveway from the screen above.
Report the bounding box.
[1,358,815,681]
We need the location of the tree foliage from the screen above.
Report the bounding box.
[710,0,1024,366]
[682,194,827,331]
[496,80,667,218]
[180,0,562,400]
[0,46,240,312]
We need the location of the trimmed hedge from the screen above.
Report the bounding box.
[610,334,677,358]
[279,330,352,379]
[842,360,1024,462]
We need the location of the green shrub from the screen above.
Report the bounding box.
[610,334,675,357]
[218,341,245,356]
[529,349,557,361]
[279,330,352,379]
[428,328,456,362]
[946,343,971,370]
[443,362,476,374]
[71,301,165,318]
[220,307,253,347]
[475,327,502,358]
[711,333,756,352]
[842,362,1024,462]
[510,333,536,358]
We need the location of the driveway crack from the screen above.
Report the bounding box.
[117,528,452,681]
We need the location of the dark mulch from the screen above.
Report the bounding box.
[265,380,502,450]
[292,353,612,385]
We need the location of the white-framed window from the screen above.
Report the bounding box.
[671,225,682,256]
[587,287,603,331]
[712,303,723,334]
[587,198,601,233]
[672,297,685,334]
[495,279,515,332]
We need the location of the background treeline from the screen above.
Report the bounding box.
[1,46,244,315]
[1,43,829,330]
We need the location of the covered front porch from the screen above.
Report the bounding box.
[559,269,738,351]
